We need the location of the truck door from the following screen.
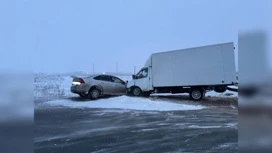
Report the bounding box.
[134,68,149,92]
[148,67,153,90]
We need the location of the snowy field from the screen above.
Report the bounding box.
[34,73,238,153]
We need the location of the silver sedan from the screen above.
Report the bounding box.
[70,74,127,99]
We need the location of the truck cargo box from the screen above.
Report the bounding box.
[151,42,236,87]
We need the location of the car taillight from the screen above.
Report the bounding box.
[72,78,85,85]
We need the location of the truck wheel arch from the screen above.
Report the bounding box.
[130,86,141,90]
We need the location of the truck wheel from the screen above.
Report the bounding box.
[88,89,100,99]
[132,87,141,96]
[190,88,203,101]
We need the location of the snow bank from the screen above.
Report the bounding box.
[205,90,238,97]
[46,96,204,111]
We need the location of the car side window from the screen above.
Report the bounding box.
[111,76,123,84]
[100,75,111,82]
[93,75,101,80]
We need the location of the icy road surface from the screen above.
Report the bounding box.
[34,73,238,153]
[35,96,237,153]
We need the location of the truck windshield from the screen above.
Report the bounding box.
[136,68,148,79]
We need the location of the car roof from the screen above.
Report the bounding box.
[90,74,119,78]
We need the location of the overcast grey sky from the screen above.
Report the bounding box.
[0,0,271,73]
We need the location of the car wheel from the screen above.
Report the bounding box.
[88,89,100,99]
[190,88,204,101]
[132,87,141,96]
[79,93,87,98]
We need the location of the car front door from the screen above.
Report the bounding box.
[111,76,126,94]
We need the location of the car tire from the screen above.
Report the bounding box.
[88,89,100,100]
[190,88,204,101]
[132,87,141,96]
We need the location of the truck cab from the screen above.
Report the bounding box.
[126,67,153,96]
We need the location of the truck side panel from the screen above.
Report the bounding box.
[151,52,174,87]
[152,43,236,87]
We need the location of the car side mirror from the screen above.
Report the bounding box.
[132,75,136,79]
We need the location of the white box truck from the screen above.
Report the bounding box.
[126,42,237,100]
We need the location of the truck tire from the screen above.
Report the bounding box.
[88,89,100,100]
[190,88,204,101]
[132,87,141,96]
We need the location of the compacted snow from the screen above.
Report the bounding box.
[46,96,205,111]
